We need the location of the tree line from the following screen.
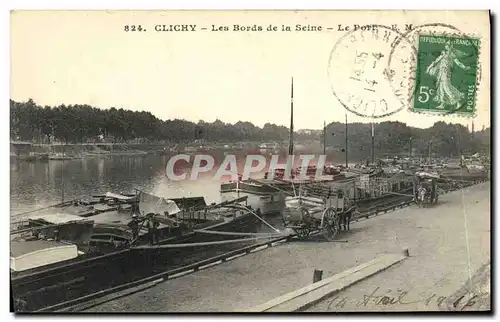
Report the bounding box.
[323,120,490,159]
[10,99,490,156]
[10,99,291,144]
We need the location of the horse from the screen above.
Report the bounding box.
[339,203,356,231]
[340,211,351,231]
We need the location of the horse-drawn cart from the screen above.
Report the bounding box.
[282,188,356,240]
[414,172,439,207]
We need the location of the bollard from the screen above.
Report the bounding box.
[313,269,323,283]
[403,248,410,257]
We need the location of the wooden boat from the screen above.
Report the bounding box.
[220,174,348,215]
[10,192,262,311]
[12,152,49,162]
[265,164,343,180]
[220,179,286,216]
[48,152,74,160]
[282,170,416,213]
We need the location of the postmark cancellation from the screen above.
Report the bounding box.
[327,25,411,120]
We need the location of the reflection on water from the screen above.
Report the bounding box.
[10,152,353,219]
[10,155,223,218]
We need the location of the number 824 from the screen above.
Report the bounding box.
[124,25,144,32]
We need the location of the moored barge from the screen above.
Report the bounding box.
[11,191,262,311]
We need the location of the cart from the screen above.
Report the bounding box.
[282,188,352,240]
[414,172,439,207]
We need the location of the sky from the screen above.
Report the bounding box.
[10,10,491,130]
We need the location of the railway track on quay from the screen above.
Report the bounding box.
[20,179,489,312]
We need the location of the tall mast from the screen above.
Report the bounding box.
[61,144,65,203]
[345,113,348,168]
[371,121,375,164]
[323,120,326,155]
[288,77,294,156]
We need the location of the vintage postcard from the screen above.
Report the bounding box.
[10,10,490,313]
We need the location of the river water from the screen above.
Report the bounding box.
[10,155,225,219]
[10,152,357,220]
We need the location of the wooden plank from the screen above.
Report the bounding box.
[243,253,407,312]
[270,254,407,312]
[243,257,382,312]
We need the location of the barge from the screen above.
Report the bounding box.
[219,169,340,216]
[11,192,262,311]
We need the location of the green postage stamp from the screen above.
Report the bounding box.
[413,34,480,116]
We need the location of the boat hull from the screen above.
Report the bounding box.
[11,212,261,311]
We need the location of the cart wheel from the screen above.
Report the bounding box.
[294,227,311,240]
[322,207,340,241]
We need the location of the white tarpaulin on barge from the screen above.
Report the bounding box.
[105,192,135,200]
[139,192,181,216]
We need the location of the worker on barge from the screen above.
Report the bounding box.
[145,213,160,245]
[128,213,141,241]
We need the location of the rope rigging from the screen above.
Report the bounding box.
[131,235,280,249]
[193,229,285,238]
[13,199,78,218]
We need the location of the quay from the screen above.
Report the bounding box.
[85,181,490,312]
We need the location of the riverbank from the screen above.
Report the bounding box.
[86,181,490,312]
[10,143,164,158]
[10,141,434,160]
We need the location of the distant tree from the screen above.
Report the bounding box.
[8,99,490,158]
